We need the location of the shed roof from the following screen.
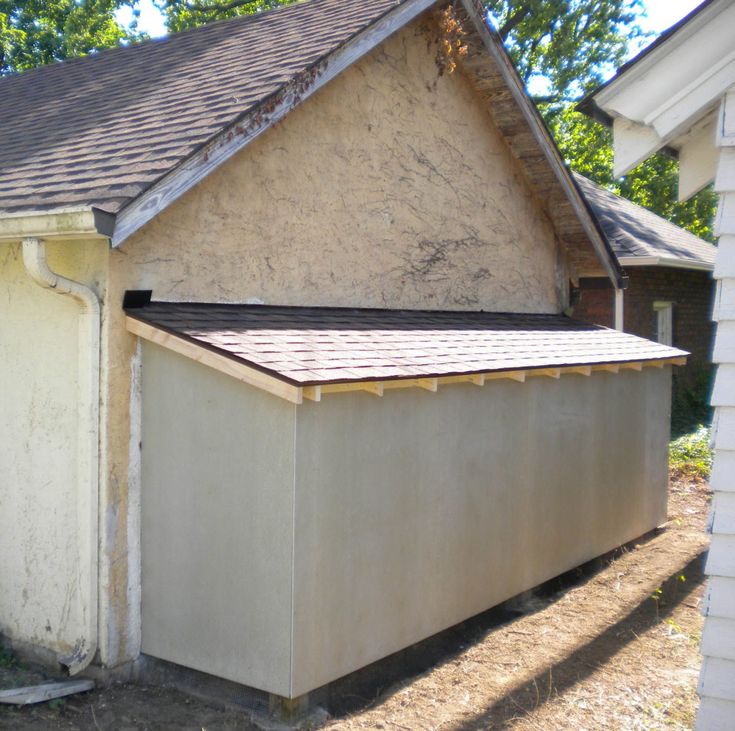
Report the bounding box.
[126,303,687,402]
[574,174,716,271]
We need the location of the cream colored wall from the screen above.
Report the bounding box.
[114,18,566,313]
[0,239,106,659]
[101,17,571,669]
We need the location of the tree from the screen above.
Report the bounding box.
[0,0,140,76]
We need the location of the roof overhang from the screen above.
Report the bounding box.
[616,255,715,272]
[0,207,114,244]
[578,0,735,200]
[125,301,687,404]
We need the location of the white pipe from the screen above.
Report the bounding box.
[22,238,100,676]
[614,289,625,331]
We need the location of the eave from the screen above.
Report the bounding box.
[616,255,715,272]
[0,207,114,244]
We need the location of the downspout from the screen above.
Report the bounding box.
[21,237,100,676]
[614,289,625,331]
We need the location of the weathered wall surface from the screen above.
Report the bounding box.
[114,18,566,313]
[139,343,296,697]
[291,369,671,695]
[101,15,571,668]
[0,239,106,659]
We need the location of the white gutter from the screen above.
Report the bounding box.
[21,238,100,676]
[616,255,715,272]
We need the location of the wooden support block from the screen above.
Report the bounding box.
[469,374,486,386]
[671,357,687,366]
[362,382,384,396]
[648,360,666,368]
[303,386,321,402]
[568,366,592,376]
[486,371,526,382]
[593,364,620,374]
[533,368,561,379]
[621,362,643,371]
[417,378,438,392]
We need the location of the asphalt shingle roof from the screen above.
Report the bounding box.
[126,303,687,386]
[575,174,716,269]
[0,0,406,215]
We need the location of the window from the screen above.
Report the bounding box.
[653,301,673,346]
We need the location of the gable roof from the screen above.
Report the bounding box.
[0,0,624,286]
[575,174,716,271]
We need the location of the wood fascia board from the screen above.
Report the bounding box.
[616,255,714,272]
[125,316,303,404]
[0,207,111,243]
[111,0,439,247]
[459,0,623,289]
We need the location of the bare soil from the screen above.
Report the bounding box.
[0,477,710,731]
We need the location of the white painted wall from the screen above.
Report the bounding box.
[140,342,671,697]
[700,89,735,727]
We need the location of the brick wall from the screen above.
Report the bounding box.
[574,266,715,428]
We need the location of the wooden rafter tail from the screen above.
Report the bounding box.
[671,356,687,366]
[621,362,644,371]
[417,378,439,392]
[593,364,620,374]
[532,367,561,379]
[125,316,303,405]
[303,386,321,402]
[362,382,384,396]
[567,365,592,376]
[486,370,527,382]
[469,374,486,386]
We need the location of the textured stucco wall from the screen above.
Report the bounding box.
[138,347,670,697]
[114,17,566,313]
[0,239,107,659]
[100,16,571,668]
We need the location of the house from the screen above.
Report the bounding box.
[573,173,716,430]
[0,0,686,703]
[578,0,735,726]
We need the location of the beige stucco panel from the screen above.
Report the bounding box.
[0,240,107,657]
[290,369,670,695]
[139,343,296,697]
[115,17,566,313]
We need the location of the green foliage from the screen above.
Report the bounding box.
[0,0,142,76]
[485,0,646,111]
[156,0,297,33]
[549,107,718,241]
[669,425,713,480]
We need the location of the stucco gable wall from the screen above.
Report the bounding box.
[115,16,567,313]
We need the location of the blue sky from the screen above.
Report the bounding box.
[120,0,706,44]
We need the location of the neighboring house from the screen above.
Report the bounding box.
[0,0,685,703]
[579,0,735,726]
[573,174,716,429]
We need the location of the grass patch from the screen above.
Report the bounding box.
[670,425,712,480]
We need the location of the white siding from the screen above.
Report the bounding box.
[700,90,735,730]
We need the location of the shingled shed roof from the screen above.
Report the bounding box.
[575,174,716,271]
[0,0,623,286]
[126,302,687,403]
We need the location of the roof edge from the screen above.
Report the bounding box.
[460,0,625,288]
[617,255,715,272]
[0,207,113,243]
[111,0,440,247]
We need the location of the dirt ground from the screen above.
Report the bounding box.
[0,476,710,731]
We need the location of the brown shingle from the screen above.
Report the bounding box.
[0,0,404,214]
[126,302,688,386]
